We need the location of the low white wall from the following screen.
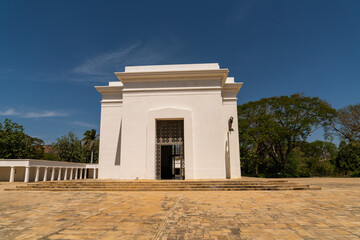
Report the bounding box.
[0,159,98,182]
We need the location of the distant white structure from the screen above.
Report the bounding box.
[95,63,243,180]
[0,159,98,182]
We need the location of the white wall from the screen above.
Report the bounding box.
[96,63,242,180]
[222,100,241,178]
[98,88,228,179]
[98,102,122,178]
[119,89,226,179]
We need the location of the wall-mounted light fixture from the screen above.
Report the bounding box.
[228,116,234,132]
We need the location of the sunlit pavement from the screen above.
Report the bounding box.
[0,178,359,239]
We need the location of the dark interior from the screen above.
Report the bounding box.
[161,145,173,179]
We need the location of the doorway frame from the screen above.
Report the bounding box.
[146,108,194,180]
[155,120,185,180]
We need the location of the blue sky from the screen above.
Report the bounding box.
[0,0,359,144]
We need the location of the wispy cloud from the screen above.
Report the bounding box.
[73,41,141,76]
[70,40,181,82]
[0,108,69,118]
[72,121,97,129]
[0,108,18,116]
[24,111,69,118]
[227,0,257,24]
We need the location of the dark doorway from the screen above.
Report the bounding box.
[156,120,184,180]
[161,145,173,179]
[160,145,183,179]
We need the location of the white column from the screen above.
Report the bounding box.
[57,167,62,180]
[84,168,87,179]
[64,168,68,180]
[79,168,83,179]
[51,167,55,181]
[93,169,96,179]
[70,168,73,180]
[75,168,78,179]
[9,166,15,182]
[35,166,40,182]
[43,167,48,181]
[24,167,30,183]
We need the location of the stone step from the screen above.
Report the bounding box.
[10,184,318,190]
[19,185,303,189]
[16,183,308,188]
[27,181,294,185]
[6,186,321,191]
[5,179,321,191]
[25,183,299,187]
[27,180,289,184]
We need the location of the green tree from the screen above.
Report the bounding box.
[332,104,360,142]
[81,129,99,164]
[238,93,336,176]
[334,141,360,175]
[300,141,337,176]
[0,118,44,159]
[53,131,84,163]
[301,140,337,162]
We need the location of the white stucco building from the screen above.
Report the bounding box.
[95,63,242,180]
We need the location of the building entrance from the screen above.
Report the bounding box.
[160,145,182,179]
[156,120,184,180]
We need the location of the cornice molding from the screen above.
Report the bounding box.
[223,82,243,94]
[115,69,229,86]
[222,97,238,102]
[95,86,123,94]
[122,86,222,93]
[101,100,123,103]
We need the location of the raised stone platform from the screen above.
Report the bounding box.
[5,179,321,191]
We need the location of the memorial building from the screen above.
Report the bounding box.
[95,63,242,180]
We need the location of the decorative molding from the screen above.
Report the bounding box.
[95,86,123,94]
[123,91,221,97]
[122,86,222,92]
[222,97,238,102]
[115,69,229,86]
[223,82,243,94]
[101,100,123,103]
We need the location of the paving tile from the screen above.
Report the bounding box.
[0,178,359,239]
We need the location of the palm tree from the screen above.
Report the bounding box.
[82,129,98,164]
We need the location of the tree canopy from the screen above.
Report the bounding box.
[332,104,360,142]
[0,118,44,159]
[53,130,99,163]
[238,93,336,176]
[82,129,99,164]
[53,131,84,163]
[334,141,360,175]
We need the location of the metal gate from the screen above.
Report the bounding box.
[155,120,184,180]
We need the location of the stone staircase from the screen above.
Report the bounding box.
[5,179,321,191]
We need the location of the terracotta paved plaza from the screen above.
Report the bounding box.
[0,178,359,240]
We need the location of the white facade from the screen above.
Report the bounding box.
[95,63,243,180]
